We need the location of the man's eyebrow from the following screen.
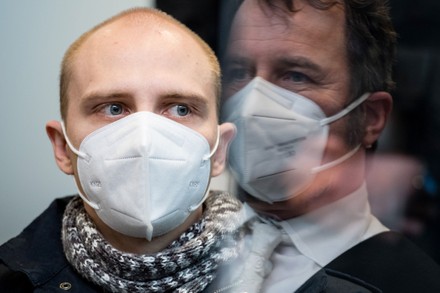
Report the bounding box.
[80,90,210,104]
[161,91,210,107]
[79,91,130,106]
[223,55,252,67]
[223,55,323,73]
[277,56,323,72]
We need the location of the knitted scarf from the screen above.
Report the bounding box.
[62,191,243,293]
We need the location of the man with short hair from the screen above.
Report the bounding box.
[0,7,241,292]
[217,0,440,292]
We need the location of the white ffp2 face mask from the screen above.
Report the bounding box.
[62,111,219,240]
[222,77,368,203]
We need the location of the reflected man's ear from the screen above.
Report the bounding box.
[46,120,74,175]
[211,122,237,177]
[362,91,393,148]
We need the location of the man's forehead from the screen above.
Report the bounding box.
[84,18,179,49]
[72,18,207,76]
[234,0,345,24]
[231,0,346,40]
[68,21,216,98]
[231,1,295,41]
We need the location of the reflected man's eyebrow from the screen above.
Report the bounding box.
[276,56,324,72]
[223,55,251,67]
[224,55,323,72]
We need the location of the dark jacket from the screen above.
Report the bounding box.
[0,196,105,292]
[319,231,440,292]
[0,197,237,293]
[1,197,239,293]
[297,231,440,292]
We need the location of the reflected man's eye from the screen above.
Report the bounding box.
[226,68,247,81]
[284,71,311,83]
[223,67,252,85]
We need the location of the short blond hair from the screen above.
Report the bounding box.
[59,7,221,120]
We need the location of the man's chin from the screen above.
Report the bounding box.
[238,189,309,220]
[240,194,289,220]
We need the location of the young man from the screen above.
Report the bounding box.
[0,8,241,292]
[218,0,440,292]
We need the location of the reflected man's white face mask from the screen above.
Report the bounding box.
[62,112,219,240]
[222,77,369,203]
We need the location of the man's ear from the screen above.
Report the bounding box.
[362,91,393,147]
[46,120,74,175]
[211,122,237,177]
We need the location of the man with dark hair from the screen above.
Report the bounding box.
[217,0,440,292]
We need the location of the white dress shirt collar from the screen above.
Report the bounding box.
[241,182,388,267]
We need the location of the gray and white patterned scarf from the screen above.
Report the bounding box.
[62,191,243,293]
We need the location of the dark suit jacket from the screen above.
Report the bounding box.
[297,231,440,292]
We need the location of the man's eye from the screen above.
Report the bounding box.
[169,104,190,117]
[284,71,311,83]
[104,103,124,116]
[223,67,250,84]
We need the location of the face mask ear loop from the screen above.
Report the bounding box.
[75,187,101,210]
[60,121,89,161]
[320,93,370,126]
[311,144,361,174]
[203,125,221,161]
[61,122,99,210]
[189,186,212,212]
[190,126,220,212]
